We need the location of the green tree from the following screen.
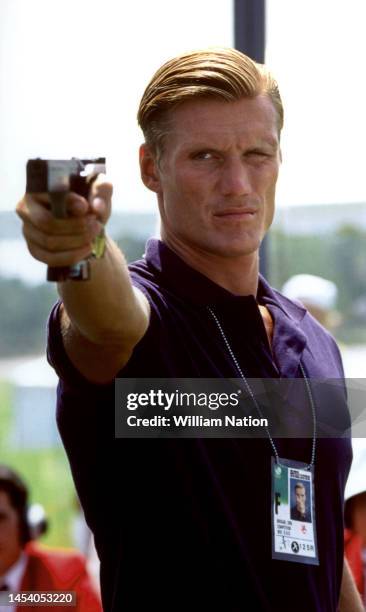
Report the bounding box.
[0,279,57,357]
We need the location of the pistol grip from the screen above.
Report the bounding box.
[47,191,90,281]
[49,192,67,219]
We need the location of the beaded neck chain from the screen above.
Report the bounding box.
[208,307,317,469]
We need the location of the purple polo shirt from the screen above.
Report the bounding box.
[48,239,352,612]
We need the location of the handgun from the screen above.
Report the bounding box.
[26,157,106,282]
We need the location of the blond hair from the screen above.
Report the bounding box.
[137,47,283,157]
[295,482,306,492]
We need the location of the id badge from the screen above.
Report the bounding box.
[271,457,319,565]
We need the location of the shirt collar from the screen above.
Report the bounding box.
[0,552,27,592]
[144,238,307,324]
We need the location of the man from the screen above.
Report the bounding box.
[17,48,360,610]
[0,465,101,611]
[291,482,311,523]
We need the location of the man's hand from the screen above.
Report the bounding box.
[16,176,150,383]
[16,175,112,268]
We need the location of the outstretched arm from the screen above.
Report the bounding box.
[17,176,150,383]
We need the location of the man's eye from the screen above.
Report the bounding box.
[192,151,214,160]
[246,151,270,159]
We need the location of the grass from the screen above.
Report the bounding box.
[0,381,13,433]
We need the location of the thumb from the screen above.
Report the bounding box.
[89,174,113,224]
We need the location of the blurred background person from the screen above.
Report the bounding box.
[71,496,100,594]
[281,273,340,330]
[0,465,101,612]
[344,440,366,608]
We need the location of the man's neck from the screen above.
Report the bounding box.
[162,236,259,296]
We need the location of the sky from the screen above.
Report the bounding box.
[0,0,365,213]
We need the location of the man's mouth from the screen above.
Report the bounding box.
[214,208,257,219]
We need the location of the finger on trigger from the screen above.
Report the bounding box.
[66,193,89,217]
[27,192,51,205]
[16,195,52,226]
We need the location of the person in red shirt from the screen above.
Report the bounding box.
[0,465,101,612]
[344,441,366,607]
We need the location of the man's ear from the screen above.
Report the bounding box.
[139,144,161,193]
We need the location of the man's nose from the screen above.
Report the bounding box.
[219,158,253,197]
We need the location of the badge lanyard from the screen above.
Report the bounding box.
[208,307,319,565]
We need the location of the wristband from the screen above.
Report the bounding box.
[91,228,106,259]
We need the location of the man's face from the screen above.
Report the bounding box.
[0,491,23,576]
[295,486,306,514]
[142,95,281,259]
